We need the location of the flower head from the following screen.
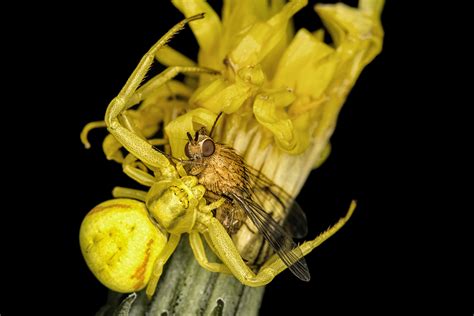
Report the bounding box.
[81,0,384,267]
[157,0,383,188]
[154,0,383,258]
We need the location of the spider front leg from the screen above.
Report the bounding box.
[258,200,356,274]
[80,86,186,164]
[205,217,276,286]
[189,233,231,274]
[104,14,217,176]
[204,201,356,287]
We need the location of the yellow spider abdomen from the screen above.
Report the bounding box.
[79,199,166,293]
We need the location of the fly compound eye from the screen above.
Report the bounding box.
[201,139,215,157]
[184,142,192,158]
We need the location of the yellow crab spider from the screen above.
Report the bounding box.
[80,162,356,299]
[80,13,356,299]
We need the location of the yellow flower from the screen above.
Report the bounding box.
[161,0,383,191]
[83,0,383,179]
[146,0,383,258]
[80,0,384,294]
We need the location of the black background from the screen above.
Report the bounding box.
[1,1,430,315]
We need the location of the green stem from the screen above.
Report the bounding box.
[97,236,265,316]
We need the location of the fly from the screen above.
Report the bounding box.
[177,113,311,282]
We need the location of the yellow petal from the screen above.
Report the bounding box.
[165,108,218,158]
[312,28,325,41]
[272,28,334,98]
[221,0,288,70]
[103,134,124,163]
[172,0,222,69]
[229,0,306,69]
[312,0,383,141]
[190,77,254,114]
[253,89,299,152]
[315,1,383,66]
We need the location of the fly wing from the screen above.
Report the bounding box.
[245,165,308,239]
[231,193,311,282]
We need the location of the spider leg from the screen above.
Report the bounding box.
[103,14,217,176]
[146,234,181,299]
[204,201,356,286]
[122,153,156,186]
[189,232,231,274]
[112,187,148,202]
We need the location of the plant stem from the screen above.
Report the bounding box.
[97,235,265,316]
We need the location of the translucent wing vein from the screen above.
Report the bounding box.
[231,193,311,281]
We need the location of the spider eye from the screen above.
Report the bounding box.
[184,142,192,158]
[201,139,215,157]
